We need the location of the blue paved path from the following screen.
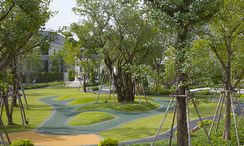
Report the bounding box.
[37,96,173,135]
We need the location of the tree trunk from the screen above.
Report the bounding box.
[176,73,188,146]
[223,66,231,140]
[175,28,189,146]
[82,75,87,92]
[104,56,135,103]
[113,71,135,103]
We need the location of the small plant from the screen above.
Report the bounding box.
[99,138,118,146]
[10,139,34,146]
[91,86,99,91]
[198,119,212,128]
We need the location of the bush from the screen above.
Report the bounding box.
[198,119,213,128]
[10,139,34,146]
[145,86,174,95]
[86,82,100,87]
[91,86,99,91]
[99,138,118,146]
[23,82,64,89]
[36,72,63,83]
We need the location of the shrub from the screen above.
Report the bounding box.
[240,94,244,99]
[145,86,174,95]
[91,86,99,91]
[23,82,64,89]
[36,72,63,83]
[10,139,34,146]
[198,119,213,128]
[99,138,118,146]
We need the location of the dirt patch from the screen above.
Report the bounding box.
[4,131,101,146]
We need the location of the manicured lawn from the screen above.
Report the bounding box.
[2,87,159,132]
[99,102,217,141]
[132,117,244,146]
[76,100,159,113]
[2,87,99,132]
[1,86,220,143]
[68,111,115,126]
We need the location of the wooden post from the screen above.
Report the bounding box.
[140,83,148,103]
[230,95,240,146]
[169,103,177,146]
[237,107,243,126]
[186,98,191,146]
[215,94,224,132]
[96,73,106,103]
[208,93,223,136]
[151,97,174,146]
[191,97,212,146]
[19,81,29,109]
[0,118,11,144]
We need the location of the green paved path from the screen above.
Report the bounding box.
[37,96,172,135]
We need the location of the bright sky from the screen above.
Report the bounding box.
[45,0,80,31]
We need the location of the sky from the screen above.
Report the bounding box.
[45,0,80,31]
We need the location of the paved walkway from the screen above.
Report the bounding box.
[5,131,101,146]
[37,96,172,135]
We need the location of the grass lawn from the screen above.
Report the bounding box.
[132,117,244,146]
[99,102,217,141]
[1,86,220,143]
[1,87,159,132]
[2,87,100,132]
[68,111,115,126]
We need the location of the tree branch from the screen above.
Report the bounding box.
[0,1,15,22]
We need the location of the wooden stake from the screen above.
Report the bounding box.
[19,82,29,110]
[151,97,174,146]
[208,94,223,136]
[191,97,212,146]
[0,118,10,144]
[186,99,191,146]
[169,103,177,146]
[140,83,148,103]
[215,94,224,133]
[96,74,106,103]
[230,96,240,146]
[237,107,243,126]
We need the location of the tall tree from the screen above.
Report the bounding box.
[205,0,244,140]
[62,24,101,92]
[146,0,221,145]
[73,0,160,102]
[0,0,50,70]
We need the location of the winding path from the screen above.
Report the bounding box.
[37,96,172,135]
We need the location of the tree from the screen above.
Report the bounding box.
[204,0,244,140]
[146,0,221,145]
[0,0,50,71]
[62,24,101,92]
[19,49,43,83]
[73,0,161,102]
[0,0,50,125]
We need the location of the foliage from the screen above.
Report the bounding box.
[19,49,43,83]
[0,0,51,70]
[145,86,174,95]
[91,86,99,91]
[197,119,213,128]
[99,138,118,146]
[49,52,63,72]
[10,139,34,146]
[23,82,64,89]
[72,0,163,102]
[35,72,63,83]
